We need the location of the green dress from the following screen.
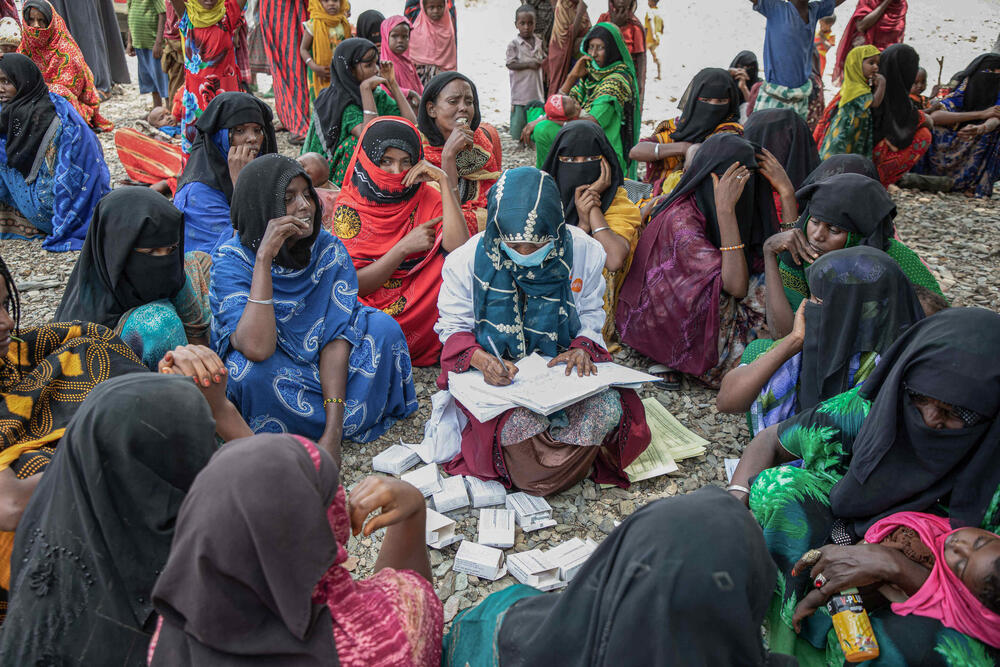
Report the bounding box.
[301,88,402,185]
[750,386,1000,666]
[819,94,874,161]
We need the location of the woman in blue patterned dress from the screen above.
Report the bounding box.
[210,154,417,459]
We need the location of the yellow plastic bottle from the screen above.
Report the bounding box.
[827,587,880,662]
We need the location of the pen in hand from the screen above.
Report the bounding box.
[486,335,512,382]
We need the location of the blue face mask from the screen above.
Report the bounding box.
[501,241,554,267]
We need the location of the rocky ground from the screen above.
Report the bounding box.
[2,85,997,624]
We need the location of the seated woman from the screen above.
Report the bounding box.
[0,54,110,252]
[302,38,418,185]
[149,434,442,666]
[871,44,934,187]
[743,107,820,225]
[718,246,925,436]
[791,512,1000,655]
[541,120,641,348]
[18,0,113,131]
[815,45,884,161]
[443,486,791,666]
[730,307,1000,664]
[211,154,418,454]
[762,172,943,339]
[729,49,762,112]
[0,374,221,664]
[174,91,278,254]
[54,188,213,371]
[616,134,779,389]
[522,23,639,178]
[912,53,1000,198]
[334,117,467,367]
[417,72,500,234]
[434,166,650,496]
[631,68,743,197]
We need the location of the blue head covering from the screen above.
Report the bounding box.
[473,167,581,359]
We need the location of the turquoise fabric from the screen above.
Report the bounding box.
[441,584,544,667]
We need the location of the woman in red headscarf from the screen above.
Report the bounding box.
[832,0,907,85]
[333,117,467,366]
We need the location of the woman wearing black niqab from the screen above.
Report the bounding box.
[870,43,933,187]
[671,68,742,144]
[0,374,218,666]
[744,108,820,191]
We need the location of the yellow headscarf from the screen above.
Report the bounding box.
[186,0,226,29]
[309,0,353,95]
[839,45,881,108]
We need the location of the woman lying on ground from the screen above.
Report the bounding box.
[616,133,779,389]
[434,166,650,496]
[334,117,467,366]
[631,68,743,197]
[730,307,1000,665]
[762,171,942,339]
[211,154,417,457]
[541,120,641,348]
[55,188,213,371]
[149,434,443,666]
[0,54,110,251]
[302,38,418,184]
[417,72,501,234]
[174,92,278,254]
[718,246,925,436]
[443,486,797,667]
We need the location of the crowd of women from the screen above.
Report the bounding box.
[0,0,995,665]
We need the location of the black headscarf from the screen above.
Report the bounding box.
[799,246,924,411]
[541,120,624,227]
[498,486,788,666]
[672,68,742,144]
[21,0,52,23]
[0,374,217,665]
[799,153,880,190]
[176,91,277,203]
[830,308,1000,534]
[416,71,482,147]
[872,44,922,148]
[952,53,1000,114]
[231,154,321,271]
[313,38,378,153]
[352,118,423,203]
[730,50,761,85]
[151,435,340,666]
[781,173,896,269]
[0,53,57,180]
[55,187,185,328]
[652,133,778,266]
[356,9,385,43]
[743,108,820,190]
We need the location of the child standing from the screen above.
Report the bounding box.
[814,14,836,78]
[160,3,184,104]
[507,5,546,140]
[643,0,664,81]
[126,0,169,109]
[300,0,352,100]
[410,0,457,84]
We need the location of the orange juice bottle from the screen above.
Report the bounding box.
[827,587,879,662]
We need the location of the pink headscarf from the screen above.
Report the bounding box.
[380,15,423,95]
[866,512,1000,648]
[408,0,457,70]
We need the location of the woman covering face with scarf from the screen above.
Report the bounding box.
[0,53,110,252]
[210,154,418,452]
[743,107,820,224]
[433,166,650,496]
[333,117,467,366]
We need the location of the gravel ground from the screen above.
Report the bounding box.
[2,85,997,624]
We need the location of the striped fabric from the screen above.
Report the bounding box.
[114,128,184,194]
[260,0,310,136]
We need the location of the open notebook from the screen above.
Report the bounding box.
[448,353,661,422]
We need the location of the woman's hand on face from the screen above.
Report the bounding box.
[379,60,397,87]
[443,123,475,157]
[573,184,600,225]
[791,544,897,598]
[756,148,794,195]
[402,159,447,187]
[228,144,258,183]
[711,162,751,214]
[158,345,229,409]
[395,219,437,256]
[763,229,817,265]
[569,54,591,79]
[257,215,312,262]
[347,475,426,537]
[471,348,519,386]
[590,157,612,195]
[361,74,388,91]
[547,347,596,377]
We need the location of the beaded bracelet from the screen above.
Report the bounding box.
[323,397,345,407]
[719,243,746,252]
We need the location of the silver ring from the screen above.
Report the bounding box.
[814,573,827,589]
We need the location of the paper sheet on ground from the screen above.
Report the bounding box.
[447,353,661,422]
[640,398,708,463]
